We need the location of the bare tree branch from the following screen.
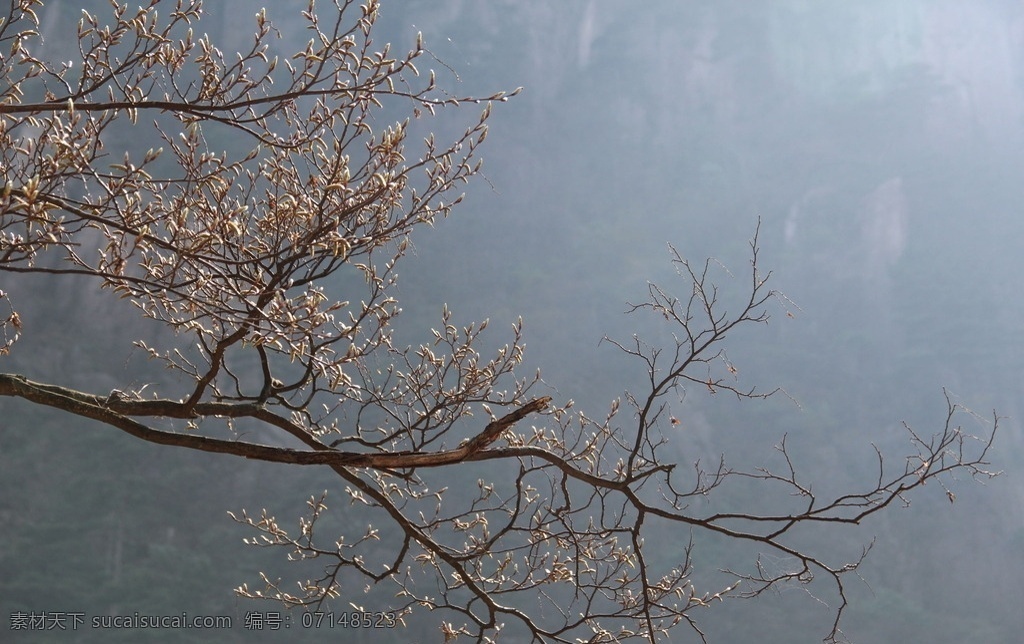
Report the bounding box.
[0,2,999,642]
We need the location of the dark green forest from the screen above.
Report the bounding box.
[2,1,1021,642]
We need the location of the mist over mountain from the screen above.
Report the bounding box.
[2,2,1021,642]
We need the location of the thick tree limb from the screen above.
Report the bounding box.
[0,373,549,468]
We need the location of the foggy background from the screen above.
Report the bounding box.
[2,1,1022,642]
